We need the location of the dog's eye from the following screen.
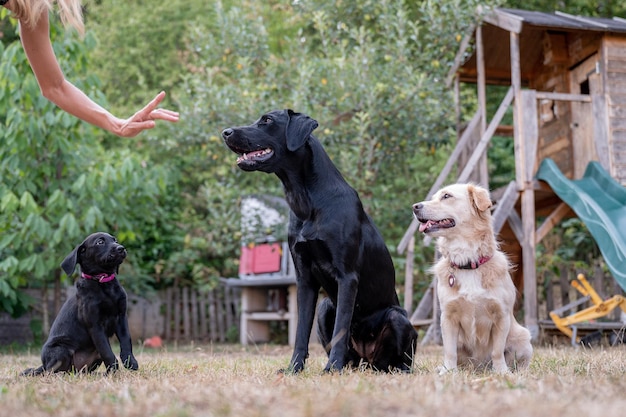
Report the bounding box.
[96,238,105,245]
[442,193,452,200]
[260,116,272,125]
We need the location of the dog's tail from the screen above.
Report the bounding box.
[20,366,45,377]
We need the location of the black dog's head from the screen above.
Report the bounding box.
[221,109,318,173]
[61,232,127,277]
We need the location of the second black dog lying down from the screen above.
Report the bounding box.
[223,110,417,373]
[22,232,138,375]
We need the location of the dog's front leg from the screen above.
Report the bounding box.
[489,306,511,373]
[286,280,319,373]
[439,309,460,375]
[88,328,119,373]
[324,272,358,373]
[116,316,138,371]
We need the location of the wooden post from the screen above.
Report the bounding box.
[511,31,539,340]
[476,25,489,187]
[404,236,415,313]
[182,287,190,341]
[173,287,180,343]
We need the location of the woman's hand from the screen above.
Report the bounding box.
[116,91,180,137]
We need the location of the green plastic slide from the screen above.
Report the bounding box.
[536,158,626,292]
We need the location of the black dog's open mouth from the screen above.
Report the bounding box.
[418,218,455,233]
[235,147,274,165]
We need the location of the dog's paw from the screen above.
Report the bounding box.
[323,359,346,374]
[436,365,456,375]
[105,361,120,374]
[123,355,139,371]
[492,365,511,375]
[278,361,304,375]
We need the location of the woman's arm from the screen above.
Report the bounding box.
[19,11,178,137]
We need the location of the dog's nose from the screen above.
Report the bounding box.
[222,128,233,139]
[116,245,126,253]
[412,203,423,212]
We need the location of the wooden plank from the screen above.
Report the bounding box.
[511,30,538,339]
[191,290,198,340]
[511,31,524,189]
[535,92,591,102]
[445,26,475,87]
[403,236,415,313]
[458,87,514,183]
[182,287,190,340]
[592,94,611,171]
[521,186,538,339]
[216,288,226,342]
[199,290,208,340]
[224,286,237,340]
[476,24,489,187]
[208,289,218,341]
[173,288,180,342]
[410,278,435,323]
[483,8,523,33]
[535,202,573,244]
[507,209,524,243]
[559,267,570,308]
[164,287,172,341]
[492,181,519,234]
[521,90,538,182]
[477,25,487,135]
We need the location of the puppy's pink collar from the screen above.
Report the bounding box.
[450,256,492,270]
[81,272,116,283]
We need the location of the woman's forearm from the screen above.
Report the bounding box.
[42,78,125,134]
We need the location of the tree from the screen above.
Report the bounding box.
[0,17,169,327]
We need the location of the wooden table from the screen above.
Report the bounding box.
[222,277,297,346]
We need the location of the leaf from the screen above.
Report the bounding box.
[0,191,19,213]
[19,191,39,214]
[0,233,17,251]
[0,255,19,273]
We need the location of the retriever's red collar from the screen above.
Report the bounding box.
[451,256,492,270]
[81,272,116,283]
[448,256,492,287]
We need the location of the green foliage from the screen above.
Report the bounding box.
[4,0,619,315]
[86,0,220,116]
[0,17,169,314]
[73,0,506,295]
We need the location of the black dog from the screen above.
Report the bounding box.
[22,232,138,375]
[222,109,417,373]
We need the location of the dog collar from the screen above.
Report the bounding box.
[81,272,116,283]
[447,256,492,287]
[451,256,492,270]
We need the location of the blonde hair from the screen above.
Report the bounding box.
[11,0,84,34]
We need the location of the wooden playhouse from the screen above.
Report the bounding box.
[399,7,626,343]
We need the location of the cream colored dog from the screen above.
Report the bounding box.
[412,184,532,373]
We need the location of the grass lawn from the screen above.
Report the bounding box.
[0,343,625,417]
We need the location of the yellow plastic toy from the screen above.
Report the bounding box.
[549,274,626,345]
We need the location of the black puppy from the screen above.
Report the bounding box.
[22,232,138,375]
[222,109,417,373]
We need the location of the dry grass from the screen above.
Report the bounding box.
[1,343,625,417]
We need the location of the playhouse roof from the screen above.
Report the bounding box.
[456,8,626,85]
[491,8,626,34]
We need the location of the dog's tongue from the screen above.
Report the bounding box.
[418,220,432,233]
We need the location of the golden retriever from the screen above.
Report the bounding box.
[412,184,532,373]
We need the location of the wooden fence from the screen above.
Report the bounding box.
[160,285,241,343]
[0,285,243,346]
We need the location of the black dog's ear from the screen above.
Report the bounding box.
[285,109,319,151]
[61,242,84,276]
